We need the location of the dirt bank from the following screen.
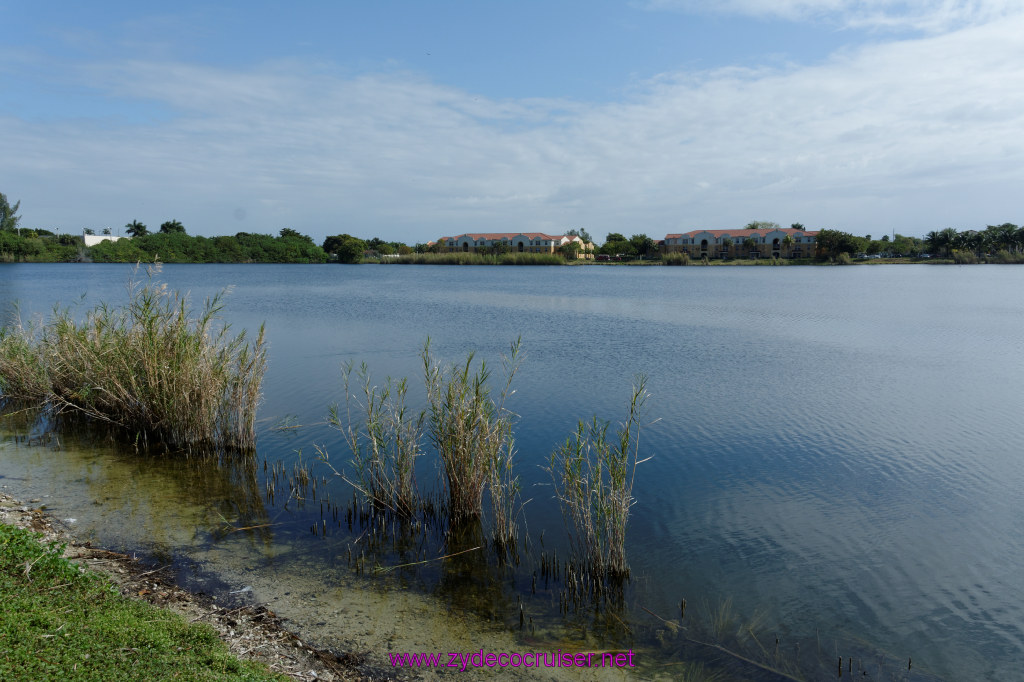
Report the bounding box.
[0,491,405,682]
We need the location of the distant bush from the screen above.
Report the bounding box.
[662,252,690,266]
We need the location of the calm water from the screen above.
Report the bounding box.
[2,262,1023,680]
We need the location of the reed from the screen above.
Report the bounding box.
[662,252,690,266]
[549,375,650,581]
[0,265,266,451]
[421,337,522,535]
[329,361,424,517]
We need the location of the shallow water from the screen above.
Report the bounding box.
[2,262,1022,680]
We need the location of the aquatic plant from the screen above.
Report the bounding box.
[328,362,424,517]
[0,265,266,451]
[662,252,690,266]
[422,338,522,537]
[549,375,650,581]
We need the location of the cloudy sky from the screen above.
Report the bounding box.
[2,1,1023,244]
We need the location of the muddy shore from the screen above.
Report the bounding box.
[0,491,405,682]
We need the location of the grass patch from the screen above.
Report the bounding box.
[0,265,266,452]
[0,523,284,681]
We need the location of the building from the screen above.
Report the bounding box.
[436,233,595,259]
[662,228,819,259]
[83,232,128,247]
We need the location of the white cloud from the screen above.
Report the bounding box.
[642,0,1024,32]
[4,15,1024,241]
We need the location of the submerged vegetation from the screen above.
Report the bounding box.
[0,266,266,451]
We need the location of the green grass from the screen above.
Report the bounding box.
[0,523,285,682]
[0,265,266,452]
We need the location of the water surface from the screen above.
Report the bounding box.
[2,262,1022,680]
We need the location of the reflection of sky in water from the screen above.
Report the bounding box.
[3,263,1024,680]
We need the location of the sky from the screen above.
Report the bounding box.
[2,0,1023,244]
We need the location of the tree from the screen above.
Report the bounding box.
[743,237,758,256]
[629,234,655,258]
[938,227,958,257]
[84,228,95,236]
[0,192,21,232]
[745,221,780,230]
[323,234,365,263]
[566,228,593,244]
[125,220,148,237]
[102,227,112,235]
[816,229,860,259]
[160,220,186,234]
[782,234,794,254]
[791,223,805,231]
[604,232,627,244]
[558,241,581,260]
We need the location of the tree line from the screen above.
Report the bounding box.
[0,194,326,263]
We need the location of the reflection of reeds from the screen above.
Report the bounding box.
[549,375,650,582]
[0,265,265,451]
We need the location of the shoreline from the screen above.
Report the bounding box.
[0,490,394,682]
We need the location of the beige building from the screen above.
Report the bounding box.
[662,228,819,259]
[437,233,595,259]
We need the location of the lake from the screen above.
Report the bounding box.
[2,262,1022,680]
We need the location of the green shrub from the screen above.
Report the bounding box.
[662,252,690,266]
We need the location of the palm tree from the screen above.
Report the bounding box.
[125,220,148,238]
[939,227,958,258]
[743,237,758,258]
[782,234,794,257]
[159,219,185,234]
[722,237,733,258]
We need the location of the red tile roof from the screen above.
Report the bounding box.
[666,228,819,238]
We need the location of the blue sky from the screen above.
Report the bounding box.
[3,1,1023,243]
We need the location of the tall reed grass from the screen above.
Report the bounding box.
[0,265,266,451]
[549,375,650,581]
[422,338,522,541]
[662,252,690,266]
[328,362,424,517]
